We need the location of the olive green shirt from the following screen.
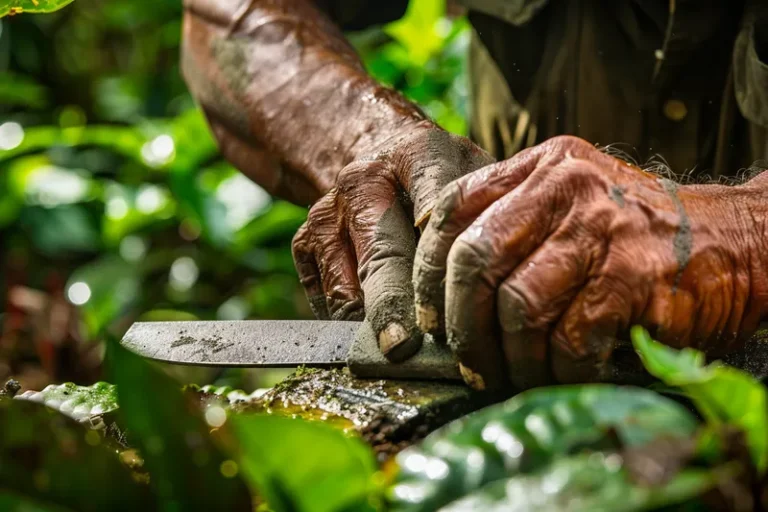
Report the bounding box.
[330,0,768,178]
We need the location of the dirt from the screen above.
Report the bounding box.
[659,178,692,290]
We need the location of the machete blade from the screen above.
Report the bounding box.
[120,320,359,367]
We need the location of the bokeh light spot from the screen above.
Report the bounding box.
[141,134,175,167]
[220,460,239,479]
[67,282,92,305]
[204,405,227,428]
[0,122,24,150]
[170,256,199,292]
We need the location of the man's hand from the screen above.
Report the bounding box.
[293,124,492,361]
[181,0,492,359]
[413,135,768,390]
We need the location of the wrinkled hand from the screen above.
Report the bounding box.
[413,135,768,390]
[293,123,493,361]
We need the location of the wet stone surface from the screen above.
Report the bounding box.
[197,368,501,460]
[5,370,500,462]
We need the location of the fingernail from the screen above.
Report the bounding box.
[459,363,486,390]
[379,322,410,355]
[416,303,439,332]
[414,208,433,230]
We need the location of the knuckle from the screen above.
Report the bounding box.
[414,229,448,269]
[497,284,532,333]
[336,163,362,187]
[337,161,388,196]
[307,192,338,228]
[430,181,463,228]
[447,234,490,276]
[546,135,594,153]
[291,222,311,253]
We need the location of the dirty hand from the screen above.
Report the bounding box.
[293,123,493,361]
[413,135,768,390]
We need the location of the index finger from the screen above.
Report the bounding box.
[413,146,544,335]
[340,162,422,361]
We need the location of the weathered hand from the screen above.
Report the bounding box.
[293,123,492,361]
[413,136,768,390]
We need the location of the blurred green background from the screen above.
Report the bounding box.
[0,0,470,390]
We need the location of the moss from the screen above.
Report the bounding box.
[15,381,118,420]
[234,368,491,460]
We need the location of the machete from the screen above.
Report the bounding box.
[121,319,768,382]
[121,319,462,381]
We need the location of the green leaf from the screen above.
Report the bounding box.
[0,0,75,17]
[0,126,146,164]
[107,341,252,511]
[389,385,698,512]
[0,73,49,108]
[0,398,154,511]
[631,325,768,473]
[385,0,447,66]
[230,415,379,512]
[436,454,719,512]
[20,205,100,255]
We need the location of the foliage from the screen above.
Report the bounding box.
[0,398,154,511]
[354,0,470,135]
[108,340,252,510]
[436,455,722,512]
[0,0,74,18]
[232,415,379,512]
[1,335,765,511]
[388,386,701,511]
[631,326,768,473]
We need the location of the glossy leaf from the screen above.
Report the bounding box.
[437,453,718,512]
[389,385,698,512]
[230,414,379,512]
[632,326,768,473]
[107,341,252,511]
[0,0,75,17]
[0,398,154,511]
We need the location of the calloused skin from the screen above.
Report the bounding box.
[182,0,492,361]
[182,0,768,390]
[414,136,768,390]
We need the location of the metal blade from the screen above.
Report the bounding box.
[121,320,359,367]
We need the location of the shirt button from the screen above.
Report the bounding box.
[663,99,688,122]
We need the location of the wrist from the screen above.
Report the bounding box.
[341,81,436,163]
[689,179,768,330]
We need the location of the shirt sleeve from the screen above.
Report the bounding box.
[315,0,409,31]
[733,0,768,128]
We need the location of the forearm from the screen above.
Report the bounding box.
[182,0,429,199]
